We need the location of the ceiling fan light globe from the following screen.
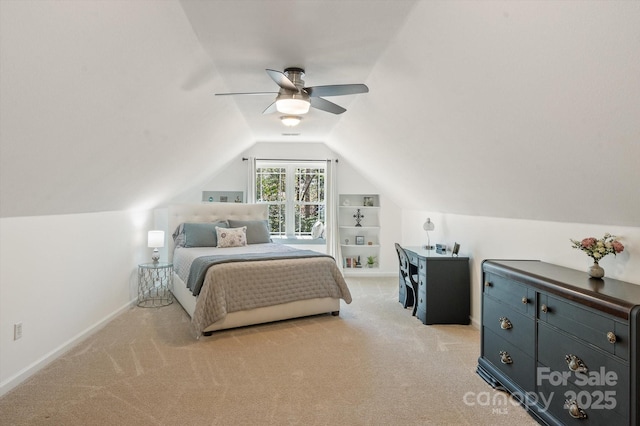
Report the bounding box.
[280,116,302,127]
[276,97,310,115]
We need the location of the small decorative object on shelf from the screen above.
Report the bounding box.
[355,236,365,245]
[353,208,364,227]
[366,255,376,268]
[570,233,625,278]
[363,196,374,207]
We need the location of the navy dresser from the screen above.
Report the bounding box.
[477,260,640,425]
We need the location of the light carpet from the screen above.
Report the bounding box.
[0,277,538,425]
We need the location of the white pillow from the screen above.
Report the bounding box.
[216,226,247,248]
[311,221,324,239]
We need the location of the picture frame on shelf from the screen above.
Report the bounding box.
[363,196,374,207]
[355,236,365,245]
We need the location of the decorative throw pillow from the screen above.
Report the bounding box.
[174,221,229,248]
[228,219,271,244]
[311,221,325,239]
[216,226,247,248]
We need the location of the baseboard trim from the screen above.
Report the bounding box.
[0,298,136,397]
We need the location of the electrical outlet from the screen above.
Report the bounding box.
[14,323,23,340]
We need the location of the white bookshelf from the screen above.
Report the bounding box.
[338,194,380,273]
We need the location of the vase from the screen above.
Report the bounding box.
[588,262,605,279]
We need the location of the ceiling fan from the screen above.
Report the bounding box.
[215,67,369,115]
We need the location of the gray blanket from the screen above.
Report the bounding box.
[187,250,333,296]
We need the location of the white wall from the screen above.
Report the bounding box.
[401,210,640,327]
[0,210,153,395]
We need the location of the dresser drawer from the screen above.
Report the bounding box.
[483,294,535,355]
[483,327,535,390]
[537,375,627,425]
[539,293,629,360]
[483,272,535,317]
[537,323,629,418]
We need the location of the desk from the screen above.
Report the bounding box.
[402,246,470,325]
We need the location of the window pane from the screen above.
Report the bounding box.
[295,168,325,203]
[294,204,325,235]
[256,167,286,202]
[268,204,286,235]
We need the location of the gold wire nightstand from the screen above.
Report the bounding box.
[137,262,173,307]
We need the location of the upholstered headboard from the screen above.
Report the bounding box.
[166,203,268,261]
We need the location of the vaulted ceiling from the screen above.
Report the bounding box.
[1,1,639,226]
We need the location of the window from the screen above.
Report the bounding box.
[255,161,326,238]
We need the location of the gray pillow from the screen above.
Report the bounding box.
[228,219,270,244]
[182,221,229,247]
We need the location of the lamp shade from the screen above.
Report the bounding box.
[147,230,165,248]
[423,218,435,231]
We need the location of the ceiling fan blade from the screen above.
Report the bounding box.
[215,91,278,96]
[310,97,346,115]
[305,84,369,98]
[265,69,298,91]
[262,102,277,115]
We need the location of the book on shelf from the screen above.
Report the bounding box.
[344,256,362,268]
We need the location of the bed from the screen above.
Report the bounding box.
[166,203,352,336]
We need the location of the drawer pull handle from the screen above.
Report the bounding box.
[499,317,513,330]
[565,354,588,373]
[499,351,512,364]
[564,399,587,419]
[541,304,548,313]
[521,297,528,304]
[607,331,617,344]
[484,281,492,287]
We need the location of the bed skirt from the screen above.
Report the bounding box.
[172,273,341,334]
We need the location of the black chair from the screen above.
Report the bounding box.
[395,243,419,316]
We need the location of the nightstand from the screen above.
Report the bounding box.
[137,262,173,307]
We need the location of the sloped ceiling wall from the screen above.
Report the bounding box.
[1,1,639,226]
[0,0,253,218]
[327,1,640,227]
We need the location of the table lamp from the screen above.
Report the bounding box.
[423,218,435,250]
[148,230,164,263]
